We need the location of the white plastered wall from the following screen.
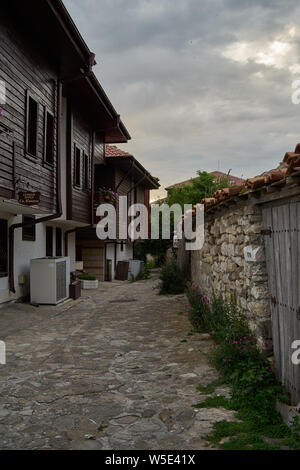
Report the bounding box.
[0,213,75,304]
[116,242,133,263]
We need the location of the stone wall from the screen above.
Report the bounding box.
[188,203,272,353]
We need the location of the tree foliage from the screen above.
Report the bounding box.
[167,171,232,209]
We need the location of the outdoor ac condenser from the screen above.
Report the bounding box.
[30,257,70,305]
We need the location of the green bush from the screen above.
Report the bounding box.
[78,273,97,281]
[205,294,250,344]
[186,287,300,449]
[159,259,186,295]
[145,259,156,270]
[186,284,210,331]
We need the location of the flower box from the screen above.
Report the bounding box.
[80,279,99,289]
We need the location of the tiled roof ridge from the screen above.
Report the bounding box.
[198,143,300,211]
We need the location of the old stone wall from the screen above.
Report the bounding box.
[189,203,272,353]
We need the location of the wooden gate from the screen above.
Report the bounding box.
[262,200,300,404]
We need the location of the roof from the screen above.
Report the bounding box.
[199,143,300,212]
[6,1,130,144]
[165,172,245,191]
[104,145,160,190]
[165,179,195,191]
[210,171,245,186]
[105,145,133,158]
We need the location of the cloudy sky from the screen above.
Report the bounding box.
[65,0,300,199]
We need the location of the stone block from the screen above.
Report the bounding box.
[248,301,270,317]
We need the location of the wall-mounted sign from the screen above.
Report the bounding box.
[18,191,40,206]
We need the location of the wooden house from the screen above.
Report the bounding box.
[77,145,160,281]
[0,0,130,302]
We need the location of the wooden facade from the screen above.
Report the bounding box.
[0,7,58,211]
[0,1,131,296]
[0,1,129,221]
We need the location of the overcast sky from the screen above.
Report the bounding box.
[64,0,300,198]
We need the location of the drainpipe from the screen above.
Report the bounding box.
[9,80,63,293]
[64,129,96,256]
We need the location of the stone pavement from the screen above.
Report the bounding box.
[0,271,236,450]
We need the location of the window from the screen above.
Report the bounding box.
[0,219,8,276]
[22,216,36,241]
[56,227,62,257]
[74,145,81,187]
[46,226,53,257]
[26,92,38,157]
[84,153,89,190]
[120,242,124,252]
[44,109,54,165]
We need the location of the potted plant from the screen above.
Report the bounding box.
[101,187,119,203]
[78,273,99,289]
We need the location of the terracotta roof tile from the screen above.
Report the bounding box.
[105,145,133,158]
[196,143,300,213]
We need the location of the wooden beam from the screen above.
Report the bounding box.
[255,183,300,205]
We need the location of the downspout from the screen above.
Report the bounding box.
[9,80,63,293]
[64,129,96,256]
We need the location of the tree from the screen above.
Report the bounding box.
[167,171,232,209]
[134,172,233,265]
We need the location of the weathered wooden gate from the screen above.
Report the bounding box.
[262,200,300,405]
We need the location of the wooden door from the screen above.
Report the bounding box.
[262,201,300,404]
[81,246,104,281]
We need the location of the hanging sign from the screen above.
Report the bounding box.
[18,191,40,206]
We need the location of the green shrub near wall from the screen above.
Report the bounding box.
[186,286,300,450]
[158,259,186,295]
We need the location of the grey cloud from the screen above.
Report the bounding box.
[64,0,300,197]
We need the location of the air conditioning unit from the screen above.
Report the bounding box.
[30,257,70,305]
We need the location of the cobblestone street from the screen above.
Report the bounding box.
[0,272,235,450]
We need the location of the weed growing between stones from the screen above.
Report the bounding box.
[186,288,300,450]
[196,378,224,394]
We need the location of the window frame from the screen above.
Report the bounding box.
[22,215,36,242]
[74,143,82,189]
[43,106,55,167]
[25,90,39,159]
[83,152,90,191]
[0,219,8,277]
